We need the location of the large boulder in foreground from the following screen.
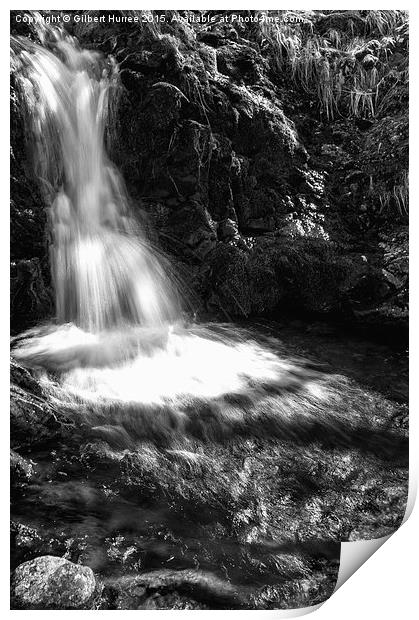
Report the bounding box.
[11,556,96,610]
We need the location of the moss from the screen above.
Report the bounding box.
[207,237,357,319]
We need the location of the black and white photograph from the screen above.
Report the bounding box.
[9,8,409,611]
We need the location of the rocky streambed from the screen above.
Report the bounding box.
[10,320,408,610]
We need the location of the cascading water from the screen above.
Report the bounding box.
[12,22,179,333]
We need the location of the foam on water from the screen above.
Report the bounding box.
[13,323,327,408]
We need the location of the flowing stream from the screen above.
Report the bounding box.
[10,21,408,609]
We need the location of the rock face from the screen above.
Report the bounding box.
[11,556,96,610]
[10,69,52,333]
[10,360,66,450]
[10,258,52,334]
[10,10,408,333]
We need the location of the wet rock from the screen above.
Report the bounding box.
[121,35,186,76]
[320,143,351,166]
[10,258,52,333]
[380,228,408,288]
[10,521,93,571]
[251,570,337,610]
[207,236,359,318]
[10,361,68,449]
[197,28,225,48]
[166,201,217,260]
[245,216,276,233]
[11,556,97,610]
[166,120,213,200]
[216,43,265,82]
[208,133,235,220]
[11,77,52,334]
[136,591,209,609]
[11,522,44,567]
[197,43,217,76]
[207,244,252,317]
[10,360,44,397]
[217,218,240,241]
[102,569,247,610]
[10,450,35,484]
[349,227,408,329]
[10,383,58,449]
[145,81,187,128]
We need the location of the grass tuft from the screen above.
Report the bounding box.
[256,10,408,119]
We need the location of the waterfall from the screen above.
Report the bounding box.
[11,20,328,418]
[12,22,179,332]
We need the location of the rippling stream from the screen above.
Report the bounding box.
[11,319,408,609]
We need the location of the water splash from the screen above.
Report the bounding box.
[12,20,179,332]
[13,322,327,406]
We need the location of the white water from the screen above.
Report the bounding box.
[13,22,179,332]
[12,22,329,414]
[14,322,328,408]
